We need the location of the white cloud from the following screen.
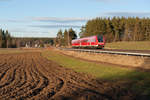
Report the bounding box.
[1,17,86,37]
[30,24,82,29]
[32,17,89,23]
[104,11,150,17]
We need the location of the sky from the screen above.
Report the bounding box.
[0,0,150,38]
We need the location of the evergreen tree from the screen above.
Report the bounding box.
[105,18,114,42]
[0,29,3,48]
[5,30,12,48]
[64,29,69,46]
[0,28,13,48]
[112,17,121,41]
[56,29,63,46]
[68,28,77,46]
[79,26,86,38]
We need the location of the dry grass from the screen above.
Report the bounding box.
[58,49,145,68]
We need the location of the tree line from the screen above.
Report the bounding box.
[55,28,77,46]
[0,29,13,48]
[15,37,54,47]
[0,29,24,48]
[80,17,150,42]
[0,28,55,48]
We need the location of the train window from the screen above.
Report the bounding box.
[82,40,88,43]
[85,40,88,42]
[98,35,103,42]
[87,39,91,42]
[91,39,96,42]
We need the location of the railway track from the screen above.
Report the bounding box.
[59,48,150,57]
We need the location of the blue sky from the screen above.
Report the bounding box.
[0,0,150,37]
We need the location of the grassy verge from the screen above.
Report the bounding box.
[105,41,150,50]
[42,50,150,95]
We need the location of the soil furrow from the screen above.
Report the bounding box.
[0,52,136,100]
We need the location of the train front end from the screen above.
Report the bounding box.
[97,35,105,49]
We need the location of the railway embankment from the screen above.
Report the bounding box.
[56,48,150,70]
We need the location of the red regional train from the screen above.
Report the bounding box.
[71,35,105,49]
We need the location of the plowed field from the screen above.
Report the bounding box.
[0,52,135,100]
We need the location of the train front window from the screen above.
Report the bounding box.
[98,35,103,42]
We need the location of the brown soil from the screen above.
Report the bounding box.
[0,52,145,100]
